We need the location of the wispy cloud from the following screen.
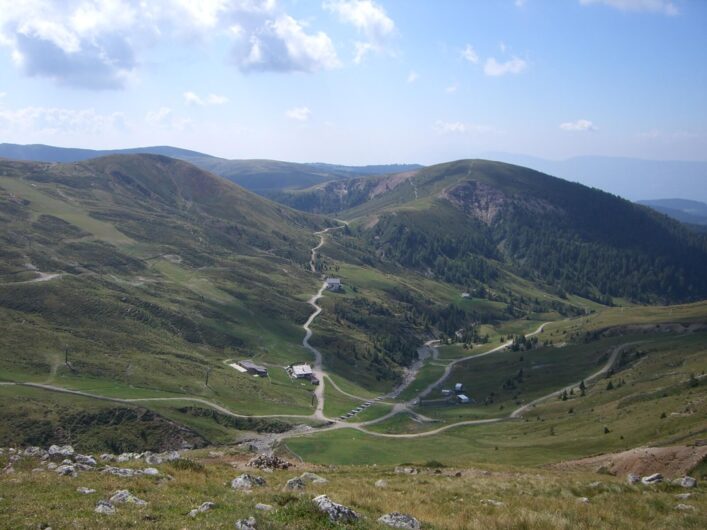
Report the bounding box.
[579,0,678,16]
[407,70,419,83]
[559,119,597,131]
[434,120,497,135]
[183,91,229,106]
[445,82,460,93]
[285,106,311,121]
[0,105,126,134]
[461,44,479,64]
[145,106,190,130]
[484,56,527,76]
[324,0,396,63]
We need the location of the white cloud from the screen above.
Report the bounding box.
[515,0,528,7]
[434,120,497,135]
[0,91,6,98]
[285,106,311,121]
[435,120,467,134]
[236,14,340,73]
[461,44,478,64]
[0,1,340,89]
[484,56,527,76]
[406,70,419,83]
[183,91,229,106]
[445,82,459,93]
[579,0,678,15]
[0,105,126,134]
[324,0,395,63]
[145,106,190,130]
[559,119,597,131]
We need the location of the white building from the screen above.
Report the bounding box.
[289,363,313,379]
[457,394,470,404]
[325,278,342,291]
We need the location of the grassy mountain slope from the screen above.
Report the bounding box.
[334,159,707,303]
[0,154,334,425]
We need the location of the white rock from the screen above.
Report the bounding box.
[285,477,305,490]
[95,500,115,515]
[680,476,697,488]
[577,497,590,504]
[231,474,266,491]
[189,501,215,517]
[74,454,97,466]
[77,487,96,495]
[627,473,640,485]
[109,489,147,506]
[375,479,388,488]
[255,503,273,511]
[48,445,75,457]
[300,472,328,484]
[143,468,160,476]
[641,473,663,485]
[481,499,504,507]
[235,516,257,529]
[55,464,77,477]
[675,503,695,511]
[312,495,359,523]
[378,512,421,529]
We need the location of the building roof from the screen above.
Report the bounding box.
[326,278,341,285]
[457,394,470,402]
[290,363,313,376]
[238,360,268,372]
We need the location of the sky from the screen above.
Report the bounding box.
[0,0,706,165]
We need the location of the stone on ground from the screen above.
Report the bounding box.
[109,490,147,506]
[95,500,115,515]
[378,512,421,529]
[231,474,266,490]
[234,516,257,529]
[312,495,359,523]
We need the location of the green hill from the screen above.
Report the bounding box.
[331,160,707,303]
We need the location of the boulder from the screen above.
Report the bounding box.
[77,487,96,495]
[46,463,58,470]
[378,512,421,529]
[375,479,388,488]
[109,490,147,506]
[55,464,77,477]
[143,468,160,476]
[395,466,418,475]
[679,476,697,488]
[235,516,257,529]
[188,501,216,517]
[95,500,115,515]
[103,466,142,478]
[231,474,266,491]
[162,450,181,461]
[312,495,359,524]
[24,447,46,457]
[285,477,305,490]
[627,474,640,485]
[255,503,273,512]
[145,454,163,466]
[300,472,328,484]
[74,455,97,467]
[48,445,75,458]
[99,454,115,462]
[641,473,663,485]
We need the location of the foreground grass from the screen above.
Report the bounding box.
[1,450,704,529]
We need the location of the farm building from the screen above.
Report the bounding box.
[325,278,342,291]
[237,360,268,377]
[457,394,471,404]
[288,363,314,379]
[454,383,464,394]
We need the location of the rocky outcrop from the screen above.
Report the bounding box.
[235,516,257,529]
[247,454,291,472]
[109,490,147,506]
[285,477,305,490]
[188,501,215,517]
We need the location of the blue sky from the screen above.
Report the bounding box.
[0,0,705,164]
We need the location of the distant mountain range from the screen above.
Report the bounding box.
[481,152,707,203]
[637,198,707,231]
[0,143,421,193]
